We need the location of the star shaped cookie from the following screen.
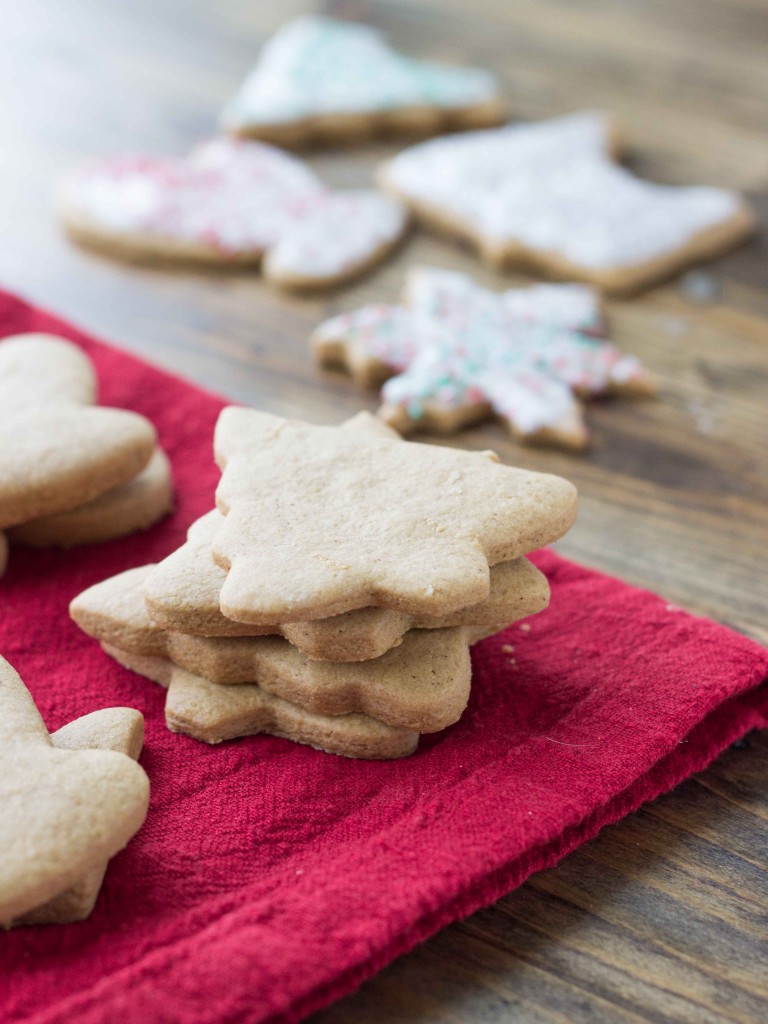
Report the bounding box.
[103,645,419,760]
[220,16,505,145]
[59,138,407,289]
[312,267,653,449]
[71,564,499,733]
[211,409,577,623]
[379,111,755,293]
[141,510,549,662]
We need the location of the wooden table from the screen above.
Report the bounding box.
[2,0,766,1020]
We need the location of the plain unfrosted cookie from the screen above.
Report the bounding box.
[71,565,501,732]
[220,16,505,146]
[0,657,149,928]
[102,644,419,760]
[59,138,407,290]
[143,510,549,661]
[9,448,173,548]
[0,335,156,529]
[379,111,755,294]
[212,408,577,624]
[15,708,145,927]
[312,266,653,449]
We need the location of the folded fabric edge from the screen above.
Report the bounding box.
[282,680,768,1024]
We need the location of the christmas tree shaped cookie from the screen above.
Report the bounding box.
[221,16,505,146]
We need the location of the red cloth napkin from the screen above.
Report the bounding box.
[1,287,766,1024]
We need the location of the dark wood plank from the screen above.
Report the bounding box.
[0,1,766,1021]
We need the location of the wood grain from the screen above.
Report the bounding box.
[0,0,766,1020]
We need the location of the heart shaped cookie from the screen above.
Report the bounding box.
[0,334,156,528]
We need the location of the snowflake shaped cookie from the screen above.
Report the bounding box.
[379,111,755,294]
[312,267,653,449]
[59,138,407,289]
[220,16,505,145]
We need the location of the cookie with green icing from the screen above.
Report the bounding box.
[220,16,505,146]
[312,267,654,450]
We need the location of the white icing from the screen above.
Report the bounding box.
[64,139,324,252]
[221,16,498,127]
[385,112,741,269]
[317,267,647,435]
[63,138,407,278]
[266,192,406,278]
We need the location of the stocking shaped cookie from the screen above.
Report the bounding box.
[0,335,156,528]
[59,138,407,289]
[312,267,653,449]
[220,16,505,145]
[380,111,755,293]
[212,409,577,623]
[0,657,149,927]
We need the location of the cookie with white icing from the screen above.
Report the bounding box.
[379,111,755,294]
[59,138,408,290]
[220,16,505,147]
[312,267,653,449]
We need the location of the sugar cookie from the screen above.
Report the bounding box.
[0,335,155,529]
[379,111,755,293]
[312,266,653,449]
[143,510,549,661]
[221,16,505,146]
[9,448,173,548]
[212,409,577,624]
[59,138,408,289]
[71,565,501,732]
[15,708,145,927]
[0,657,149,928]
[103,644,419,760]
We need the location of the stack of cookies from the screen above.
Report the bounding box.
[0,334,172,570]
[71,408,577,759]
